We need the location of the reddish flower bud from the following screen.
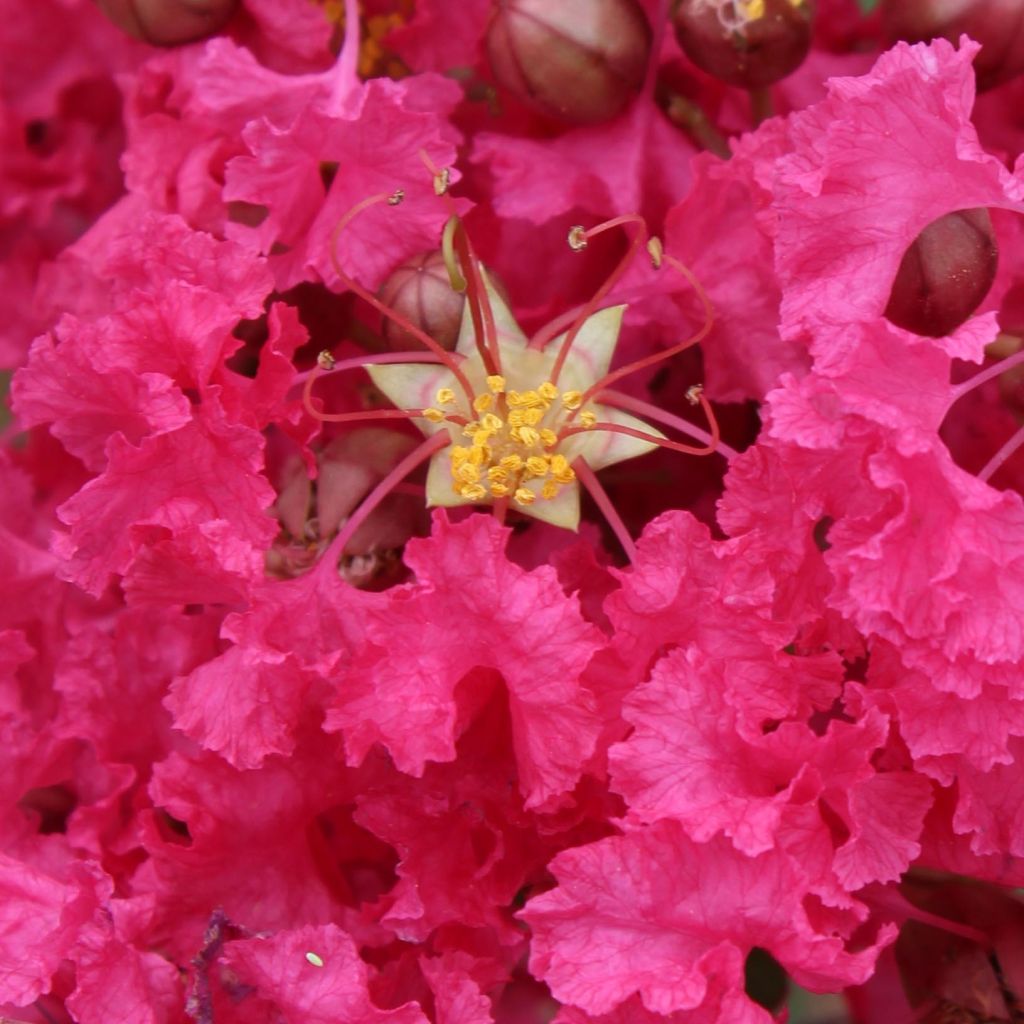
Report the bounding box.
[486,0,652,124]
[673,0,813,89]
[884,208,998,338]
[377,250,465,352]
[96,0,238,45]
[881,0,1024,91]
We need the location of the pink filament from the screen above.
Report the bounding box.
[328,193,475,402]
[978,422,1024,483]
[577,251,715,409]
[573,457,637,561]
[451,220,501,376]
[598,388,737,460]
[547,215,648,383]
[946,345,1024,410]
[415,149,501,375]
[294,350,443,388]
[316,431,449,581]
[562,418,717,458]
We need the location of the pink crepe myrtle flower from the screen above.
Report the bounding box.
[222,923,429,1024]
[10,2,1024,1021]
[522,820,894,1019]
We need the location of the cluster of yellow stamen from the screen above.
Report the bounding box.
[421,375,597,507]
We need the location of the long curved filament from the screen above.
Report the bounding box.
[328,192,475,402]
[302,353,462,425]
[573,457,636,561]
[447,217,501,376]
[978,422,1024,483]
[544,215,648,383]
[598,388,736,460]
[944,344,1024,413]
[561,414,718,458]
[416,149,502,377]
[315,431,450,582]
[576,250,715,409]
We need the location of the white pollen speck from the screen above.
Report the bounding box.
[305,951,325,968]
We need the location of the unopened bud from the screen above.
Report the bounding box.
[673,0,813,89]
[377,250,466,352]
[97,0,238,45]
[884,208,998,338]
[881,0,1024,91]
[487,0,652,124]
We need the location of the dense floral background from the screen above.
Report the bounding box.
[4,0,1024,1021]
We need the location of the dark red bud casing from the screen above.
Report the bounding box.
[97,0,238,45]
[673,0,814,89]
[881,0,1024,91]
[884,208,998,338]
[377,251,465,352]
[486,0,652,124]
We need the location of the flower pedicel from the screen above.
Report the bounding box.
[302,164,724,564]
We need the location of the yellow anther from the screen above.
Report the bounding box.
[522,407,543,426]
[580,410,597,428]
[539,381,559,401]
[462,421,479,437]
[490,482,511,498]
[456,444,486,466]
[551,454,576,483]
[481,413,503,432]
[685,384,704,406]
[317,350,336,371]
[539,428,558,448]
[514,487,536,506]
[561,391,583,410]
[508,410,526,428]
[435,387,455,405]
[506,390,524,407]
[487,466,510,483]
[541,479,560,500]
[456,462,481,485]
[486,375,506,394]
[518,390,542,408]
[422,408,445,423]
[525,456,549,478]
[517,426,540,447]
[568,225,588,252]
[473,393,493,413]
[433,167,451,196]
[647,236,664,270]
[460,483,487,501]
[470,432,492,451]
[500,454,524,473]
